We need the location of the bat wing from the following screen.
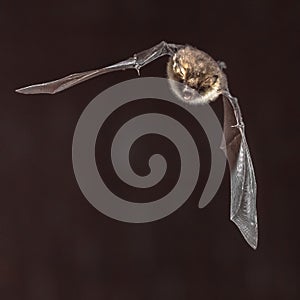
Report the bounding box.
[15,41,180,95]
[222,95,258,249]
[15,58,137,95]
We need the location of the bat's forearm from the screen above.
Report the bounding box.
[223,91,244,128]
[133,41,181,73]
[15,41,181,95]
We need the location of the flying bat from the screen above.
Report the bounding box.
[16,41,258,249]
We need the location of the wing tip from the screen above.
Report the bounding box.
[15,85,55,95]
[231,215,258,250]
[15,87,31,94]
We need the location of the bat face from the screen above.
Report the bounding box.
[167,46,226,105]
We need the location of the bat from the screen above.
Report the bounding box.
[15,41,258,249]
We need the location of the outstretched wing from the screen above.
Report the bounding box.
[15,41,180,95]
[222,95,258,249]
[15,59,137,95]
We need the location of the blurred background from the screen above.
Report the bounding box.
[1,0,299,299]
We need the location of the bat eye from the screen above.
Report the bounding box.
[202,75,218,87]
[212,75,218,84]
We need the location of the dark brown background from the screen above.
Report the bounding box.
[1,0,299,299]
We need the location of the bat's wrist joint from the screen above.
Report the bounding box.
[231,121,245,129]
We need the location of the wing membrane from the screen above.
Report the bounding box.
[222,95,258,249]
[15,59,137,94]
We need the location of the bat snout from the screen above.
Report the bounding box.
[181,85,198,101]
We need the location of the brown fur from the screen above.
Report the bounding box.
[167,46,228,104]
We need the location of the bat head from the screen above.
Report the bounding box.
[167,46,225,105]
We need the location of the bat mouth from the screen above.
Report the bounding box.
[168,79,207,104]
[182,89,193,100]
[181,85,198,101]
